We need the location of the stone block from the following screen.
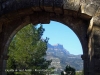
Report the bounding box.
[74,0,81,10]
[54,7,63,14]
[93,16,100,26]
[83,4,98,16]
[44,6,54,12]
[93,26,100,37]
[63,0,75,10]
[80,0,85,4]
[63,0,80,11]
[31,0,41,11]
[85,0,92,4]
[91,0,100,6]
[93,7,100,26]
[43,0,54,12]
[64,9,77,17]
[53,0,63,14]
[94,7,100,17]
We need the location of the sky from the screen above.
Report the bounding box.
[37,21,83,55]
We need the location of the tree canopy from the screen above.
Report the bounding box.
[61,65,75,75]
[7,24,51,75]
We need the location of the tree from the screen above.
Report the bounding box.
[61,71,64,75]
[61,65,75,75]
[7,24,50,75]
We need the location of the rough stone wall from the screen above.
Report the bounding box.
[0,11,89,75]
[1,0,100,34]
[0,0,100,75]
[92,25,100,75]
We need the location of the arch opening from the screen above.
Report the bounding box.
[37,21,83,74]
[0,10,89,75]
[5,21,83,75]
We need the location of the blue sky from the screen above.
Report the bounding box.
[37,21,83,55]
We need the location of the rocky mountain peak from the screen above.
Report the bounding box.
[53,44,63,49]
[46,43,83,73]
[47,43,70,55]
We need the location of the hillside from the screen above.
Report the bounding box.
[46,43,83,74]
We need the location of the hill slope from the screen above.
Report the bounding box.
[46,43,83,73]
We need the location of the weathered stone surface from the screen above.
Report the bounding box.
[81,3,97,16]
[43,0,54,12]
[74,0,81,10]
[83,4,98,16]
[53,0,63,14]
[93,26,100,59]
[93,7,100,26]
[1,0,100,75]
[63,0,80,11]
[92,25,100,74]
[90,0,100,6]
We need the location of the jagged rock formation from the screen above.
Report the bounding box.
[46,43,83,74]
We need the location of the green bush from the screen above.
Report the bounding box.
[61,65,75,75]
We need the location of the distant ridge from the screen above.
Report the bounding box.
[46,43,83,74]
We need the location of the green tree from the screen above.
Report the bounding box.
[61,71,64,75]
[61,65,75,75]
[7,24,50,75]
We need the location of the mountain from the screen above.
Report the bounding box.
[46,43,83,74]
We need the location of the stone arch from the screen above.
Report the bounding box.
[1,0,100,75]
[0,11,89,75]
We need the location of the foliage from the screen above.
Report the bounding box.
[61,65,75,75]
[76,70,84,75]
[7,24,51,75]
